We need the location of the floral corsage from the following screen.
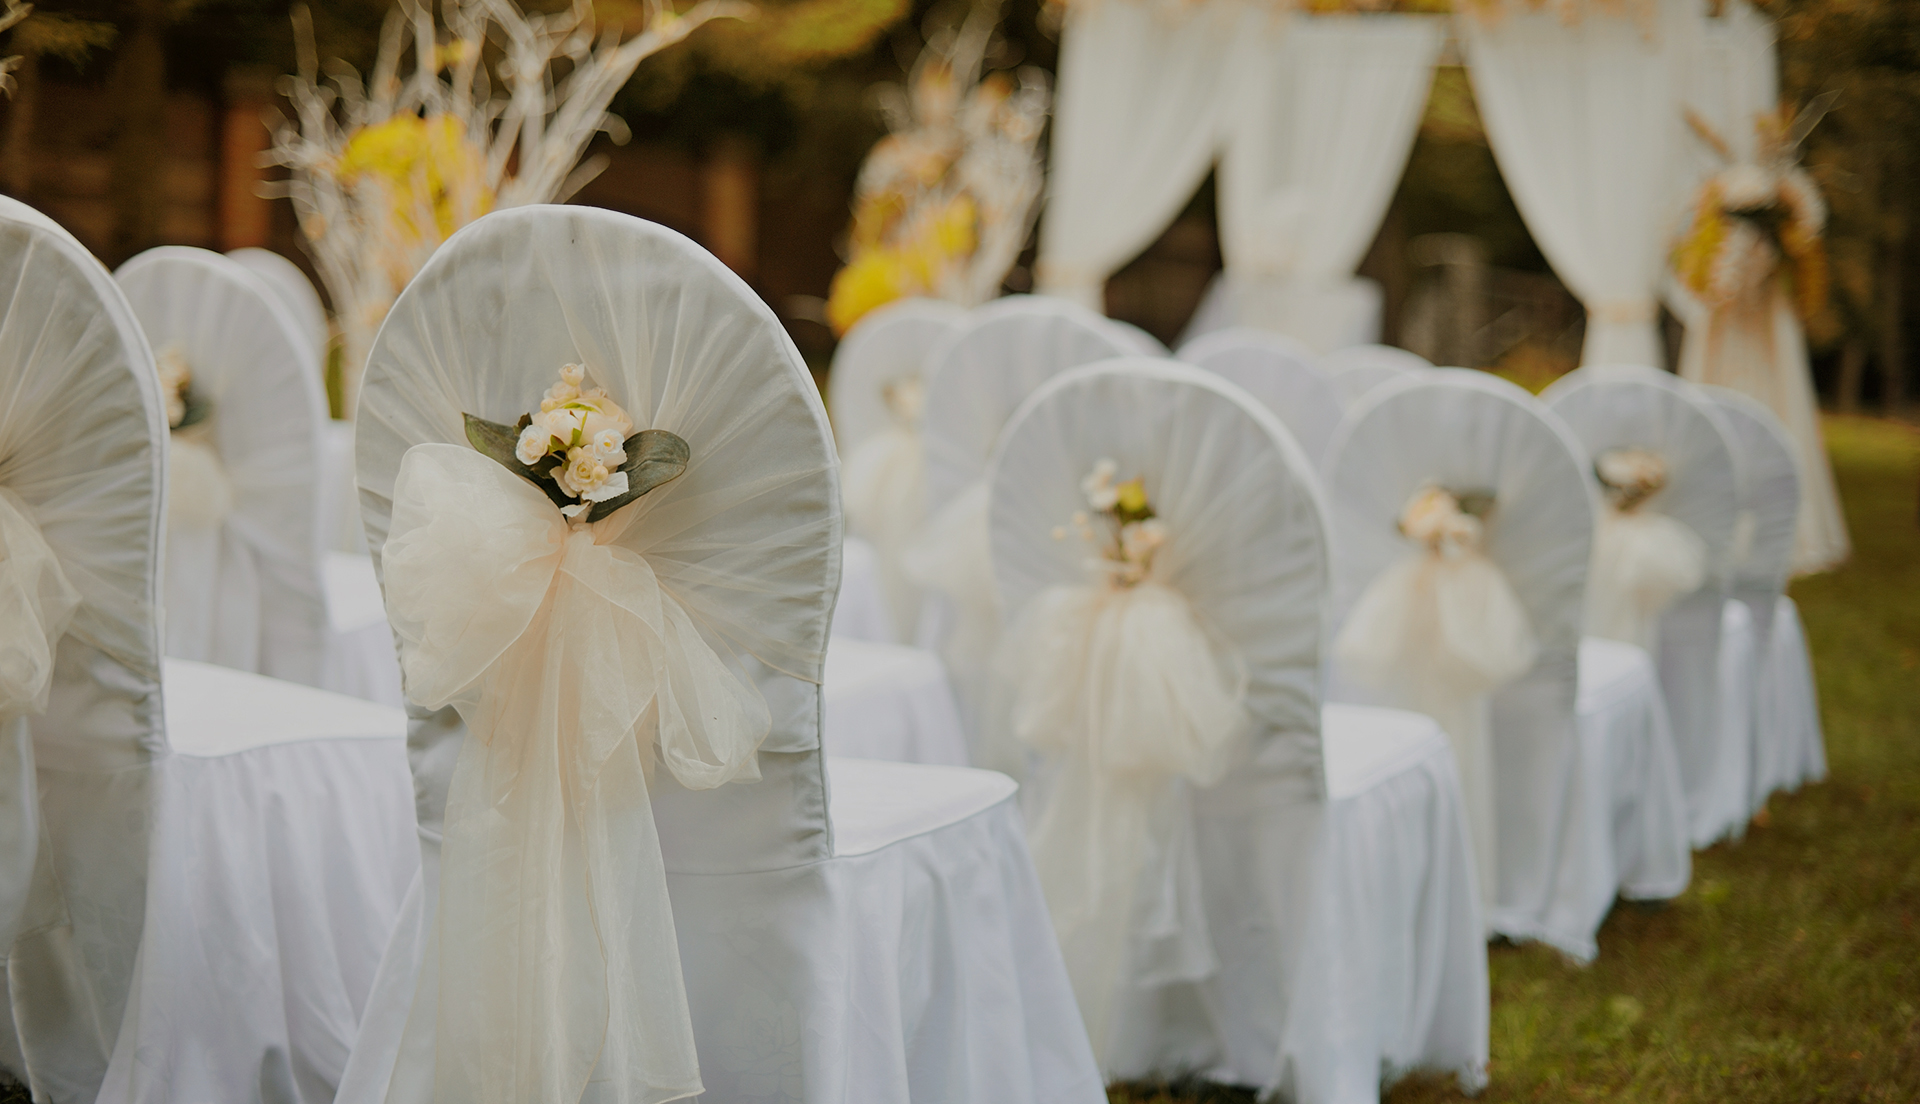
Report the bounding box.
[156,345,212,431]
[1595,447,1666,513]
[1052,457,1168,587]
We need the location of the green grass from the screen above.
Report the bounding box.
[1123,415,1920,1103]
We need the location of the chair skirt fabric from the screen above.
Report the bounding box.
[1750,595,1826,810]
[822,639,971,766]
[96,660,417,1104]
[1655,595,1758,848]
[337,758,1104,1104]
[1104,705,1488,1104]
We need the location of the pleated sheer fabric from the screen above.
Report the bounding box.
[0,196,169,1101]
[1544,365,1742,837]
[1323,372,1588,921]
[226,247,331,369]
[827,298,968,642]
[907,297,1139,729]
[1176,327,1345,468]
[353,205,838,1104]
[1322,343,1430,406]
[115,247,329,684]
[988,359,1328,1059]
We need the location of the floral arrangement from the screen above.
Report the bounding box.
[269,0,743,416]
[1398,485,1492,556]
[1672,102,1831,320]
[464,363,687,521]
[154,346,211,431]
[1594,447,1666,513]
[825,1,1048,335]
[1052,458,1168,588]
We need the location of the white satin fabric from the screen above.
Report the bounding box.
[830,299,968,643]
[1544,366,1751,845]
[1219,14,1445,353]
[340,205,1100,1104]
[1324,370,1689,957]
[0,198,418,1104]
[1177,327,1345,467]
[1463,0,1698,367]
[909,297,1139,734]
[116,247,330,682]
[991,360,1487,1095]
[1701,388,1827,811]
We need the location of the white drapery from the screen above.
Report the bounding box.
[1036,0,1251,308]
[1217,15,1445,352]
[1462,1,1695,368]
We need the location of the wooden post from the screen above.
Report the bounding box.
[700,135,758,281]
[218,67,276,252]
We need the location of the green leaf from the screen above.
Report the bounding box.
[463,412,574,513]
[586,429,689,522]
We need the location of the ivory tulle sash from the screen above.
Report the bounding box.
[1587,506,1708,652]
[1334,545,1537,906]
[0,486,81,951]
[842,424,926,642]
[996,580,1245,1058]
[902,480,998,721]
[383,443,772,1104]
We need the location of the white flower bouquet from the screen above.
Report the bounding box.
[155,345,211,431]
[1052,458,1167,588]
[465,363,686,521]
[1594,447,1667,513]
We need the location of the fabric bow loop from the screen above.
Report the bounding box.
[0,488,81,721]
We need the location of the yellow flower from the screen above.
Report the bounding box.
[1114,478,1149,517]
[337,113,494,243]
[827,250,914,336]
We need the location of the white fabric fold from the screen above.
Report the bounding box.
[842,420,926,644]
[1587,506,1709,652]
[996,579,1245,1061]
[383,442,772,1104]
[1333,530,1537,910]
[902,480,999,719]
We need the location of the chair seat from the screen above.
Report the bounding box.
[1322,702,1449,800]
[826,756,1016,857]
[822,638,971,766]
[164,657,405,756]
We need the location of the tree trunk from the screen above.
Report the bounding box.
[1837,338,1867,414]
[1,52,35,197]
[108,0,168,264]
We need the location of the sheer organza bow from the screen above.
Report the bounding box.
[1334,489,1537,906]
[995,576,1245,1059]
[1586,505,1708,652]
[0,487,81,953]
[383,442,771,1104]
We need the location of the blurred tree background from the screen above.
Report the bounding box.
[0,0,1912,406]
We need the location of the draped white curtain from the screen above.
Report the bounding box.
[1218,15,1445,352]
[1462,1,1697,368]
[1036,0,1256,309]
[1669,1,1850,573]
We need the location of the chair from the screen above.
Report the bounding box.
[908,296,1139,750]
[114,246,402,707]
[1322,343,1431,406]
[1699,386,1826,809]
[336,205,1099,1104]
[1544,365,1754,847]
[988,358,1487,1100]
[1178,326,1346,468]
[0,197,417,1104]
[1323,370,1689,961]
[226,247,329,367]
[828,297,968,643]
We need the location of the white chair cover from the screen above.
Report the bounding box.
[1177,326,1345,468]
[822,638,971,766]
[1323,371,1689,959]
[338,205,1099,1104]
[990,358,1487,1096]
[0,198,417,1104]
[1700,386,1825,808]
[115,247,329,682]
[226,247,329,366]
[827,536,893,643]
[1322,343,1431,406]
[1544,365,1752,846]
[908,296,1139,742]
[828,298,968,643]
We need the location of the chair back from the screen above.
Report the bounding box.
[0,197,167,1097]
[356,205,842,875]
[826,296,966,458]
[1322,343,1431,405]
[226,247,330,367]
[1699,385,1799,638]
[117,246,329,682]
[1179,326,1345,467]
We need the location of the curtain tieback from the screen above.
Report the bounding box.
[1591,298,1657,325]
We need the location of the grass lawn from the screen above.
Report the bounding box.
[1117,414,1920,1103]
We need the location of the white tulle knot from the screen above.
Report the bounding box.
[383,441,770,1104]
[1335,485,1538,909]
[0,488,81,722]
[1587,447,1709,651]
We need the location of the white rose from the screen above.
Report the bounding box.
[560,363,586,387]
[582,470,629,504]
[516,424,552,465]
[579,388,635,438]
[1080,458,1119,511]
[555,447,610,499]
[588,428,626,466]
[541,407,586,447]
